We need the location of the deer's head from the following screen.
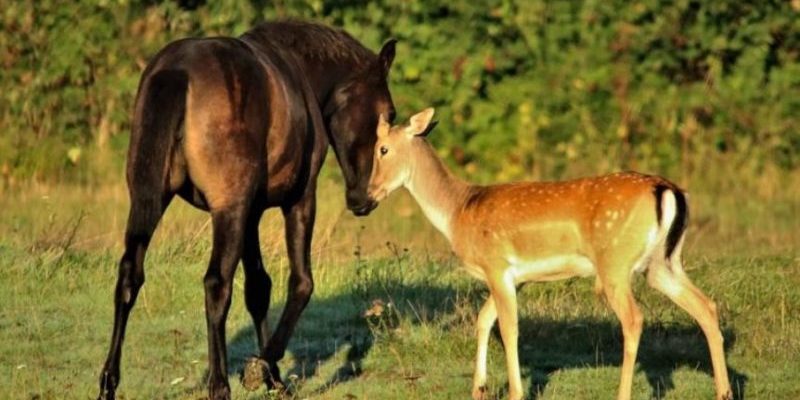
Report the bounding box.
[367,107,438,203]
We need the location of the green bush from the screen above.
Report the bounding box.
[0,0,797,185]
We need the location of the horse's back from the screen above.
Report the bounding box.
[132,36,319,211]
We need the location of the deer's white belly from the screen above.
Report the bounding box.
[507,254,595,284]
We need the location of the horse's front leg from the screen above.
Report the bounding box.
[239,209,277,392]
[241,209,271,351]
[261,193,316,387]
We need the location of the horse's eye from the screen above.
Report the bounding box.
[380,146,389,156]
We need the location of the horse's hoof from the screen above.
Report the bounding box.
[97,371,117,400]
[209,385,231,400]
[265,361,285,391]
[97,387,115,400]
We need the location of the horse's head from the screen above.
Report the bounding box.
[326,39,397,216]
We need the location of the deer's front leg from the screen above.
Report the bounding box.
[489,274,523,400]
[473,296,498,400]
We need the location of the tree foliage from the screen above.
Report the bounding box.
[1,0,798,184]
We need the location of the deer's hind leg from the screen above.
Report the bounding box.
[647,240,732,400]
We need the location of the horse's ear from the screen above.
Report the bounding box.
[377,39,397,76]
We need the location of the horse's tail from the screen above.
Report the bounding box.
[125,69,188,242]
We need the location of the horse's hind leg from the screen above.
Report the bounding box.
[204,203,250,400]
[98,193,172,400]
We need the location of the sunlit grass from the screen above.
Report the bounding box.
[0,169,798,399]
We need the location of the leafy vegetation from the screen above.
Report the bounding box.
[1,2,798,399]
[1,0,798,185]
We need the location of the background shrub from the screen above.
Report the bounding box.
[1,0,797,186]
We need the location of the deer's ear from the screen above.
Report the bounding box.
[417,120,438,137]
[407,107,435,137]
[377,113,391,138]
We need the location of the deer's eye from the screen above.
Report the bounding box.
[380,146,389,156]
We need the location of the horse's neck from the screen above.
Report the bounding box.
[301,60,354,105]
[240,34,361,107]
[405,140,472,242]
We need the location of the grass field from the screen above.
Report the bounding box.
[1,168,798,399]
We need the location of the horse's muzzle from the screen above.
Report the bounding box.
[350,200,378,216]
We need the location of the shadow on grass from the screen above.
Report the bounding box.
[517,318,747,400]
[223,280,463,396]
[217,278,746,399]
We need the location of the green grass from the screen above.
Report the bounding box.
[0,177,798,399]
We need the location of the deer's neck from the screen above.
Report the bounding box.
[405,140,472,242]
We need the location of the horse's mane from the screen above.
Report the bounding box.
[243,19,376,69]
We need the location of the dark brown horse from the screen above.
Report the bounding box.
[97,20,397,400]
